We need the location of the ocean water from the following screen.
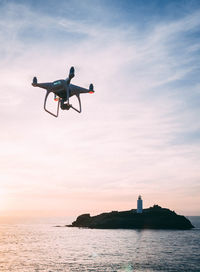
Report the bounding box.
[0,216,199,272]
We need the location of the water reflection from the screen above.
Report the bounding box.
[0,217,200,271]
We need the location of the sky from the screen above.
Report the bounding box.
[0,0,200,217]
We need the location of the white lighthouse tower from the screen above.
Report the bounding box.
[137,195,143,213]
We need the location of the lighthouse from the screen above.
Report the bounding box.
[137,195,143,213]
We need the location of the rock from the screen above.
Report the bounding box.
[67,206,194,230]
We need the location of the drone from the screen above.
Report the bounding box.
[32,66,94,117]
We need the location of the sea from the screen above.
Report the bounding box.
[0,216,199,272]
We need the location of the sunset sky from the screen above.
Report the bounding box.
[0,0,200,217]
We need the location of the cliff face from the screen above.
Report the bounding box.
[68,206,194,230]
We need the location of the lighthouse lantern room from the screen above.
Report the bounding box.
[137,195,143,213]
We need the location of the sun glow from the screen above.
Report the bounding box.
[0,188,10,213]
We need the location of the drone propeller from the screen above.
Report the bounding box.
[65,66,75,105]
[89,83,94,93]
[66,66,75,84]
[69,66,75,79]
[32,77,37,86]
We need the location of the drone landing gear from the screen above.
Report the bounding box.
[44,90,60,118]
[70,94,82,113]
[43,65,82,117]
[44,92,82,117]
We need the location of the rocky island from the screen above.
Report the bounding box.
[68,205,194,230]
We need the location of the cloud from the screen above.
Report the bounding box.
[0,1,200,215]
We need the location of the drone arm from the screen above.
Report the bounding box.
[44,90,60,117]
[69,84,94,95]
[33,82,53,89]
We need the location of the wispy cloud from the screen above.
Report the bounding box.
[0,1,200,215]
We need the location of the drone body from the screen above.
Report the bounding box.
[32,67,94,117]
